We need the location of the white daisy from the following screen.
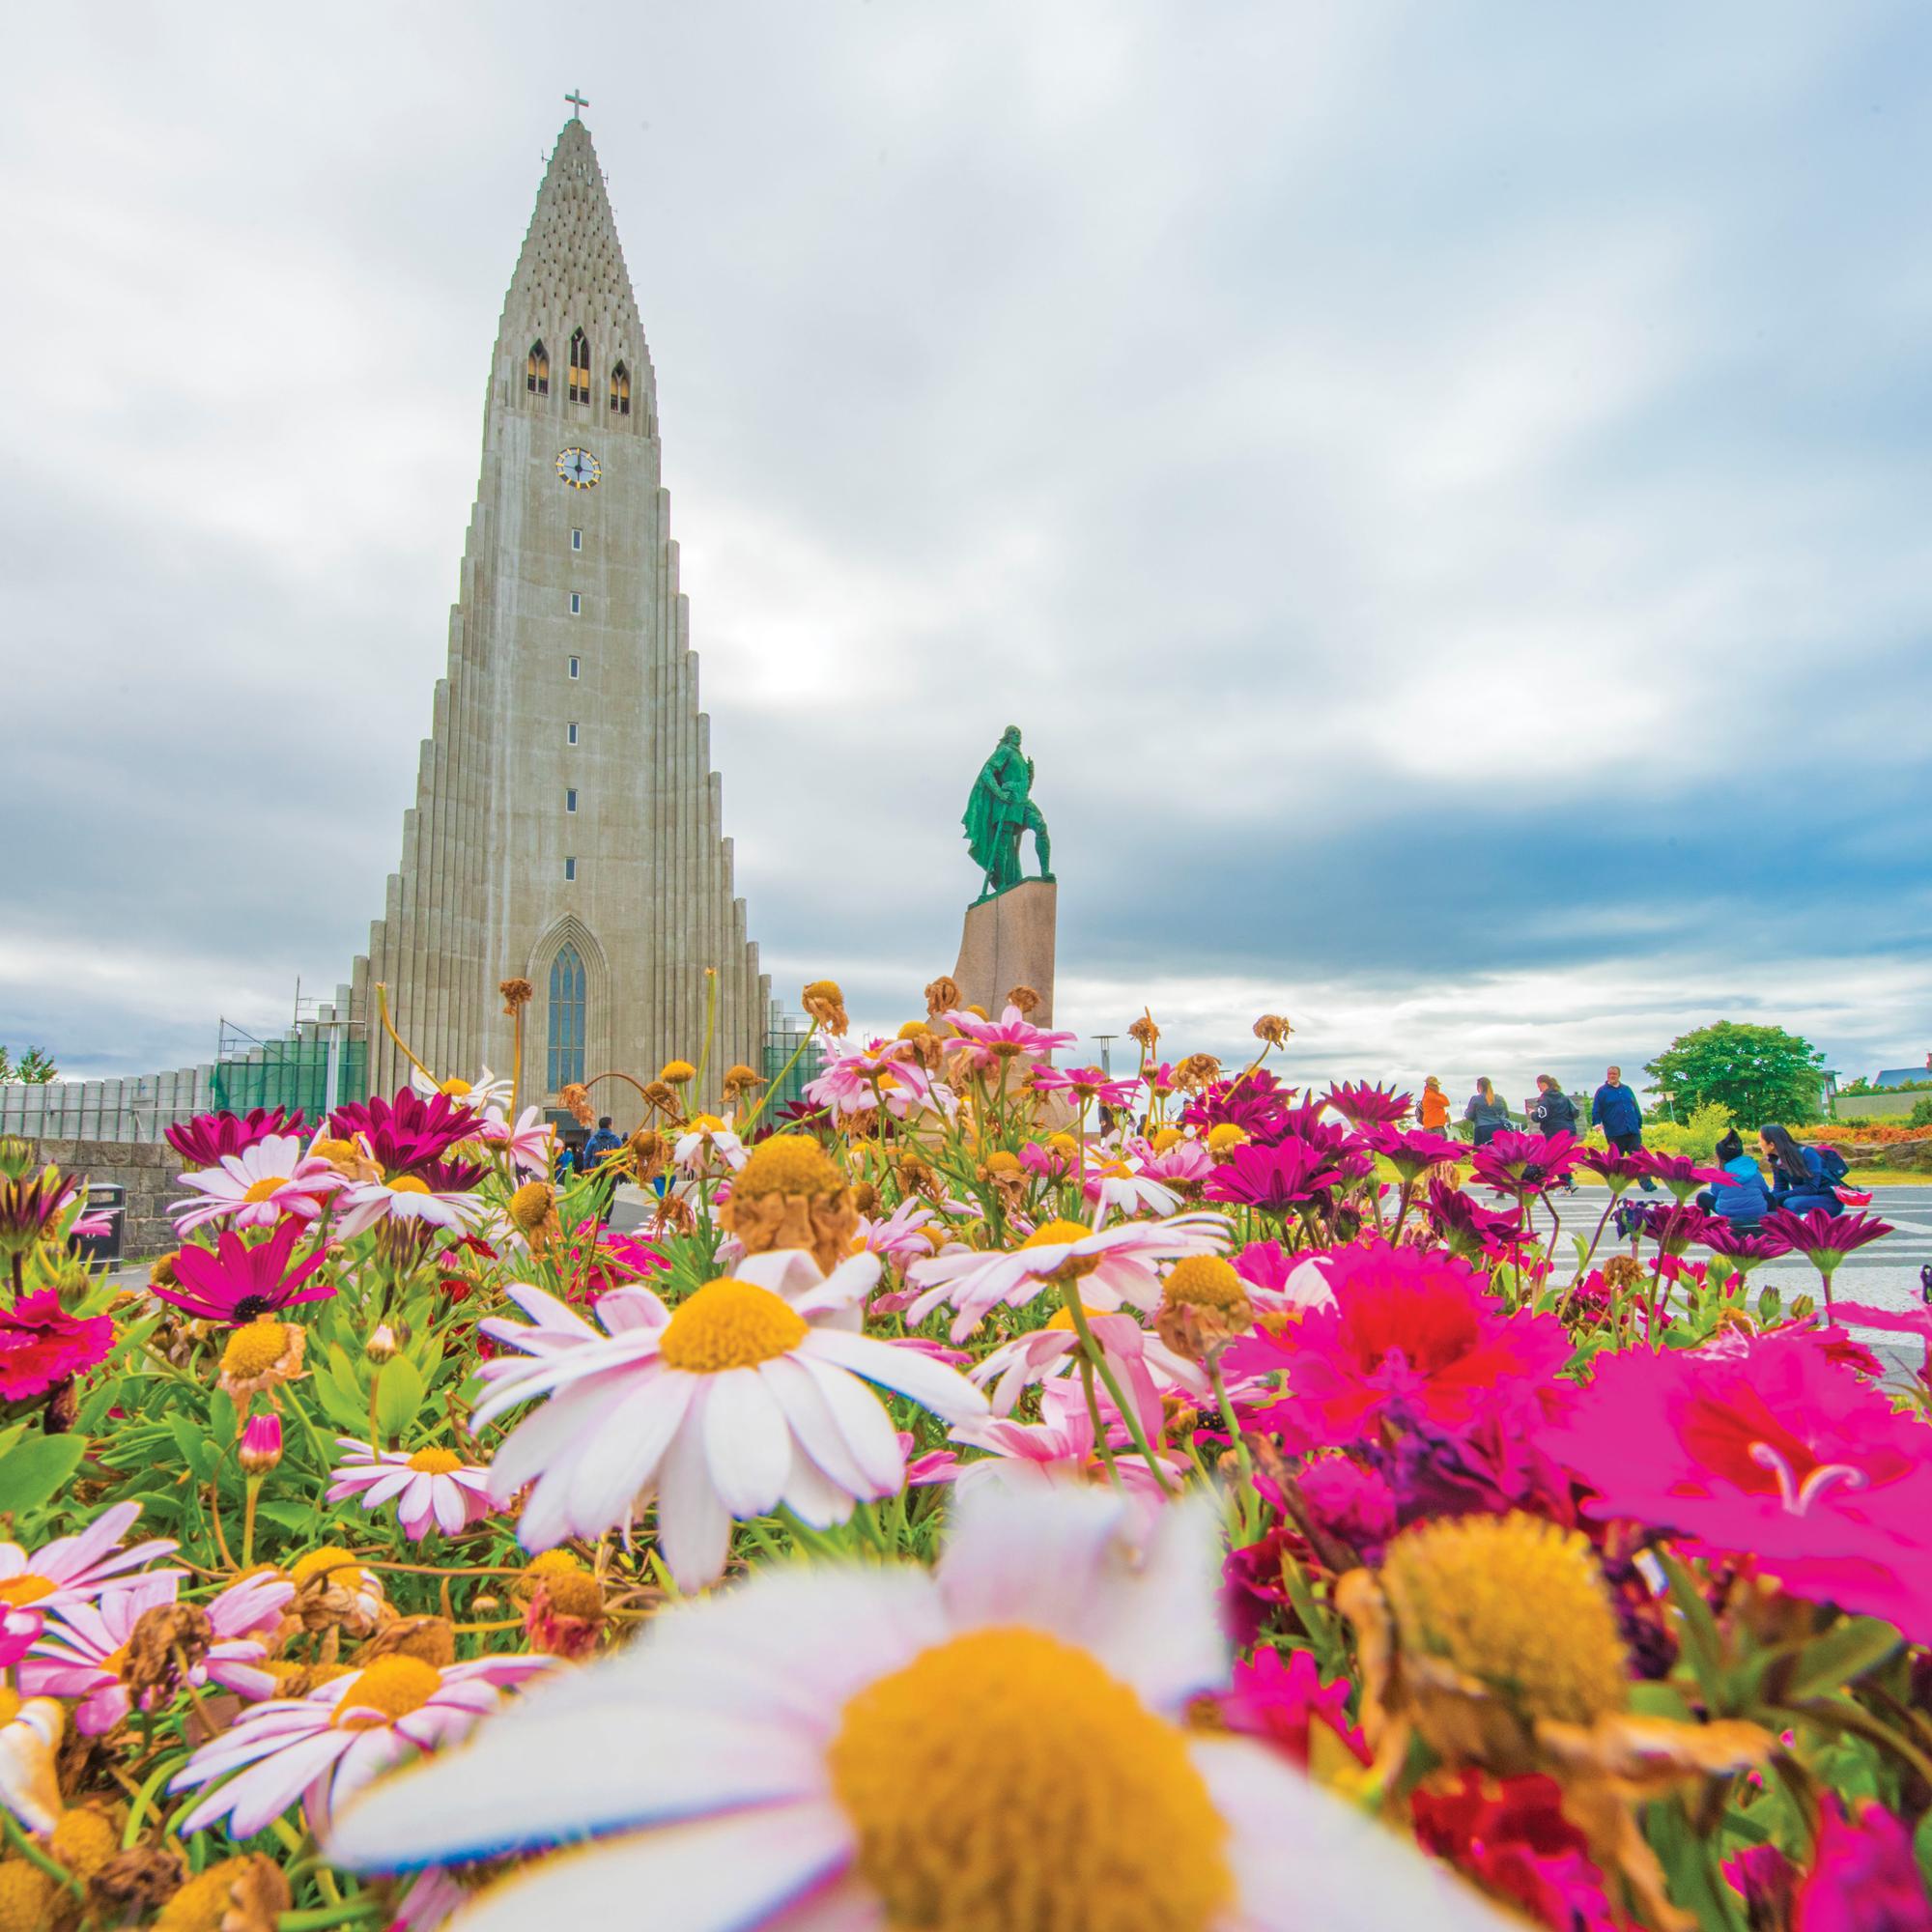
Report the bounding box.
[333,1174,488,1239]
[906,1210,1230,1340]
[412,1065,515,1114]
[474,1251,989,1587]
[327,1488,1512,1932]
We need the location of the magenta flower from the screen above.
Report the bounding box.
[1322,1081,1412,1128]
[1698,1222,1792,1269]
[163,1107,307,1169]
[1204,1138,1361,1214]
[1627,1200,1725,1259]
[328,1089,483,1175]
[1574,1145,1652,1194]
[1634,1151,1729,1204]
[1350,1125,1465,1184]
[1224,1239,1572,1450]
[1423,1179,1523,1262]
[1029,1065,1142,1110]
[0,1293,113,1400]
[1762,1208,1892,1311]
[1543,1326,1932,1638]
[1468,1129,1583,1196]
[1216,1644,1371,1769]
[156,1219,332,1324]
[1795,1798,1932,1931]
[1180,1070,1293,1141]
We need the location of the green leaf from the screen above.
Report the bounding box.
[1786,1617,1904,1699]
[374,1356,426,1441]
[165,1413,217,1484]
[0,1433,88,1520]
[1657,1549,1725,1705]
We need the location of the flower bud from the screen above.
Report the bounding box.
[364,1323,399,1363]
[238,1411,283,1474]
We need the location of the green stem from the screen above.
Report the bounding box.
[1062,1287,1177,1497]
[0,1812,81,1899]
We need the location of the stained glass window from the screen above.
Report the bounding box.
[547,942,585,1091]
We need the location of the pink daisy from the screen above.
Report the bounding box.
[328,1489,1513,1932]
[327,1439,497,1540]
[940,1003,1078,1071]
[953,1382,1186,1523]
[853,1198,942,1268]
[904,1210,1230,1341]
[334,1172,487,1239]
[1080,1154,1184,1219]
[804,1037,941,1122]
[170,1132,344,1234]
[0,1501,179,1665]
[478,1103,557,1178]
[1030,1065,1143,1110]
[970,1305,1203,1416]
[475,1252,989,1588]
[22,1570,291,1734]
[172,1651,553,1839]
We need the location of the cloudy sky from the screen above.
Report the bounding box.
[3,2,1928,1103]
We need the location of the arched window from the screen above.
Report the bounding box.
[526,340,550,396]
[567,327,591,404]
[547,943,586,1092]
[610,361,631,415]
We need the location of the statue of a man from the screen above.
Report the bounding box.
[962,724,1053,901]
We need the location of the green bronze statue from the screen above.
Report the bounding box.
[963,725,1053,903]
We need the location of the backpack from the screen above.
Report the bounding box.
[1814,1145,1850,1186]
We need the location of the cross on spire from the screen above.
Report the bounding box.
[564,90,588,120]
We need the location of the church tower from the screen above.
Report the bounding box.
[339,111,771,1105]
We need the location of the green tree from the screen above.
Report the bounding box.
[2,1047,58,1084]
[1643,1022,1827,1128]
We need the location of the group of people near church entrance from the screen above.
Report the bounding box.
[1408,1065,1850,1229]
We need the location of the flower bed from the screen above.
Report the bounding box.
[0,999,1923,1930]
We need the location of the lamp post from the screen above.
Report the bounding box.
[1094,1035,1118,1079]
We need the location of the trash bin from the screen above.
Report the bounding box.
[71,1182,125,1269]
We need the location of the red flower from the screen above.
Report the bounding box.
[1322,1081,1412,1128]
[1225,1239,1572,1449]
[163,1107,307,1169]
[1543,1326,1932,1638]
[0,1293,113,1400]
[1412,1774,1626,1932]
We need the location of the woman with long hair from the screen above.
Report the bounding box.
[1759,1122,1840,1213]
[1463,1075,1511,1148]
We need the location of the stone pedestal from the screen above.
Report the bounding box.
[952,879,1058,1023]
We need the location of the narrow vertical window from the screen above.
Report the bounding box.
[569,591,582,615]
[547,942,585,1090]
[568,327,591,404]
[526,340,550,396]
[563,857,577,883]
[567,722,579,745]
[610,361,631,415]
[565,788,578,812]
[568,657,580,679]
[570,528,582,552]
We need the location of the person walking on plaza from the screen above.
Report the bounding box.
[1463,1077,1511,1148]
[581,1115,624,1224]
[1418,1076,1451,1132]
[1590,1065,1656,1189]
[1528,1074,1579,1192]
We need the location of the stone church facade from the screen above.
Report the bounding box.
[332,115,771,1106]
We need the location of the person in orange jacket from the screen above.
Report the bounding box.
[1418,1076,1450,1131]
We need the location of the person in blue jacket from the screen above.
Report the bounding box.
[1695,1129,1771,1226]
[1760,1122,1841,1213]
[1590,1065,1656,1190]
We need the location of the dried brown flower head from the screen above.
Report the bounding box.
[627,1128,669,1184]
[923,976,961,1018]
[720,1134,858,1273]
[1252,1013,1293,1047]
[558,1082,595,1127]
[89,1844,188,1917]
[1153,1256,1255,1362]
[153,1853,289,1932]
[1173,1053,1224,1094]
[498,977,535,1015]
[354,1613,457,1670]
[1603,1254,1644,1294]
[802,980,849,1034]
[721,1063,765,1102]
[122,1603,214,1701]
[1004,984,1041,1016]
[1127,1010,1160,1050]
[639,1080,681,1119]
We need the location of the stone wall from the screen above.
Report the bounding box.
[1835,1091,1930,1122]
[30,1140,183,1263]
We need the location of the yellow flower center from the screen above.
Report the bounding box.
[1161,1256,1248,1312]
[440,1077,473,1098]
[333,1654,443,1730]
[0,1861,54,1932]
[1150,1127,1184,1153]
[0,1577,52,1610]
[660,1060,697,1084]
[507,1180,554,1232]
[686,1114,726,1136]
[1043,1304,1106,1332]
[289,1546,366,1591]
[241,1176,291,1204]
[220,1320,293,1378]
[313,1137,358,1166]
[387,1175,431,1195]
[733,1134,844,1200]
[405,1447,464,1475]
[982,1151,1022,1177]
[523,1549,585,1586]
[0,1687,17,1724]
[659,1278,809,1374]
[1205,1124,1249,1153]
[1020,1219,1102,1283]
[538,1571,605,1619]
[828,1627,1231,1932]
[49,1807,119,1880]
[1046,1133,1079,1156]
[1381,1513,1629,1727]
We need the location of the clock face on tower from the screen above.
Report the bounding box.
[555,447,602,489]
